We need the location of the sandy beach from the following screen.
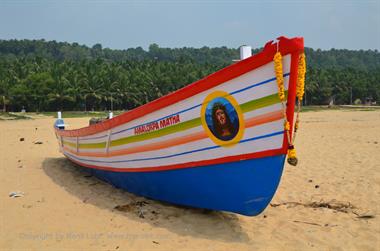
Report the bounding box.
[1,109,379,251]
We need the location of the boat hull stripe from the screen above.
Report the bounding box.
[64,130,284,164]
[63,92,286,149]
[63,110,283,157]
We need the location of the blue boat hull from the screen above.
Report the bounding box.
[79,154,285,216]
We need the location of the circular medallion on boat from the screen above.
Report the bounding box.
[201,91,245,147]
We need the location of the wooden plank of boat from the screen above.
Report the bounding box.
[54,36,304,216]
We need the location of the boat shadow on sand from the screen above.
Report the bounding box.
[42,157,250,243]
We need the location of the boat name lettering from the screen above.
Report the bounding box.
[134,114,180,135]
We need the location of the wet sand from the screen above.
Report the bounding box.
[1,110,379,250]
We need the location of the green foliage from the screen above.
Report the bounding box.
[0,39,379,111]
[0,112,31,120]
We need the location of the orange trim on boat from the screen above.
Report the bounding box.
[245,110,283,128]
[63,110,284,158]
[65,131,207,157]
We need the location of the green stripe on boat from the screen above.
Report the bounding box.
[240,92,285,113]
[67,92,285,149]
[63,140,106,149]
[110,117,201,147]
[63,141,76,148]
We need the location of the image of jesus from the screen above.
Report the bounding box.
[211,102,236,140]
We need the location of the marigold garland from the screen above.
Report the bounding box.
[274,52,285,102]
[284,121,290,131]
[273,49,306,167]
[293,52,306,142]
[297,53,306,101]
[294,120,299,131]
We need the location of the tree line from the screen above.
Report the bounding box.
[0,39,379,112]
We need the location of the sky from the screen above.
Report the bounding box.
[0,0,379,50]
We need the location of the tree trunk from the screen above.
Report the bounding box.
[2,96,6,112]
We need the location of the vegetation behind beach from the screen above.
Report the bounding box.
[0,39,379,112]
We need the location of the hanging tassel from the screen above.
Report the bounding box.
[287,145,298,166]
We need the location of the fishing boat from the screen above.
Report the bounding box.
[54,36,306,216]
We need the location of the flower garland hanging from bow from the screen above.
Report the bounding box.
[273,47,306,166]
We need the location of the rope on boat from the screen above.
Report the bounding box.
[273,45,306,166]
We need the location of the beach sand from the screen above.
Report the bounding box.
[1,110,379,250]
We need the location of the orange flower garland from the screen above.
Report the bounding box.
[273,52,286,102]
[297,53,306,101]
[273,50,307,166]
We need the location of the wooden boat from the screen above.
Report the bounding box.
[54,36,305,216]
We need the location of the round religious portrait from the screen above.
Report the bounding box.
[201,91,244,146]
